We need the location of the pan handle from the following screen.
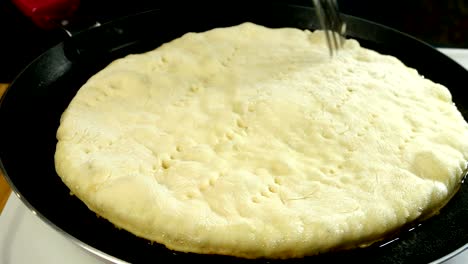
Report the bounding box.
[11,0,108,61]
[61,19,129,62]
[59,9,179,63]
[59,18,102,39]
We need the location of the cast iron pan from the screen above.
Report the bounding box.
[0,3,467,264]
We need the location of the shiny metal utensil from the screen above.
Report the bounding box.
[313,0,346,56]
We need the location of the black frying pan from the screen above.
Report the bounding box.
[0,3,467,264]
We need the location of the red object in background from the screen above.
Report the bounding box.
[12,0,80,29]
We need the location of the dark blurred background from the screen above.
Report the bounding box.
[0,0,467,83]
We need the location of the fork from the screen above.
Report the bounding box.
[312,0,347,56]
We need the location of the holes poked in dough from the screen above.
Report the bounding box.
[274,177,282,185]
[251,196,260,203]
[260,190,270,198]
[345,145,357,154]
[175,145,183,152]
[369,113,378,125]
[318,166,338,176]
[220,46,239,67]
[208,177,217,187]
[199,173,223,191]
[268,185,278,193]
[161,160,171,170]
[109,83,120,90]
[320,129,333,140]
[189,84,203,93]
[225,131,235,140]
[236,119,248,129]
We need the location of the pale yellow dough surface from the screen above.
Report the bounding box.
[55,23,468,258]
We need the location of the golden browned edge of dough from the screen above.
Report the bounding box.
[65,168,467,260]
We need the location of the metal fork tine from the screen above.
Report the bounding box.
[329,0,345,48]
[323,1,340,55]
[328,0,342,54]
[313,0,333,57]
[313,0,346,57]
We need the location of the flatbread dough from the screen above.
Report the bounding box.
[54,22,468,258]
